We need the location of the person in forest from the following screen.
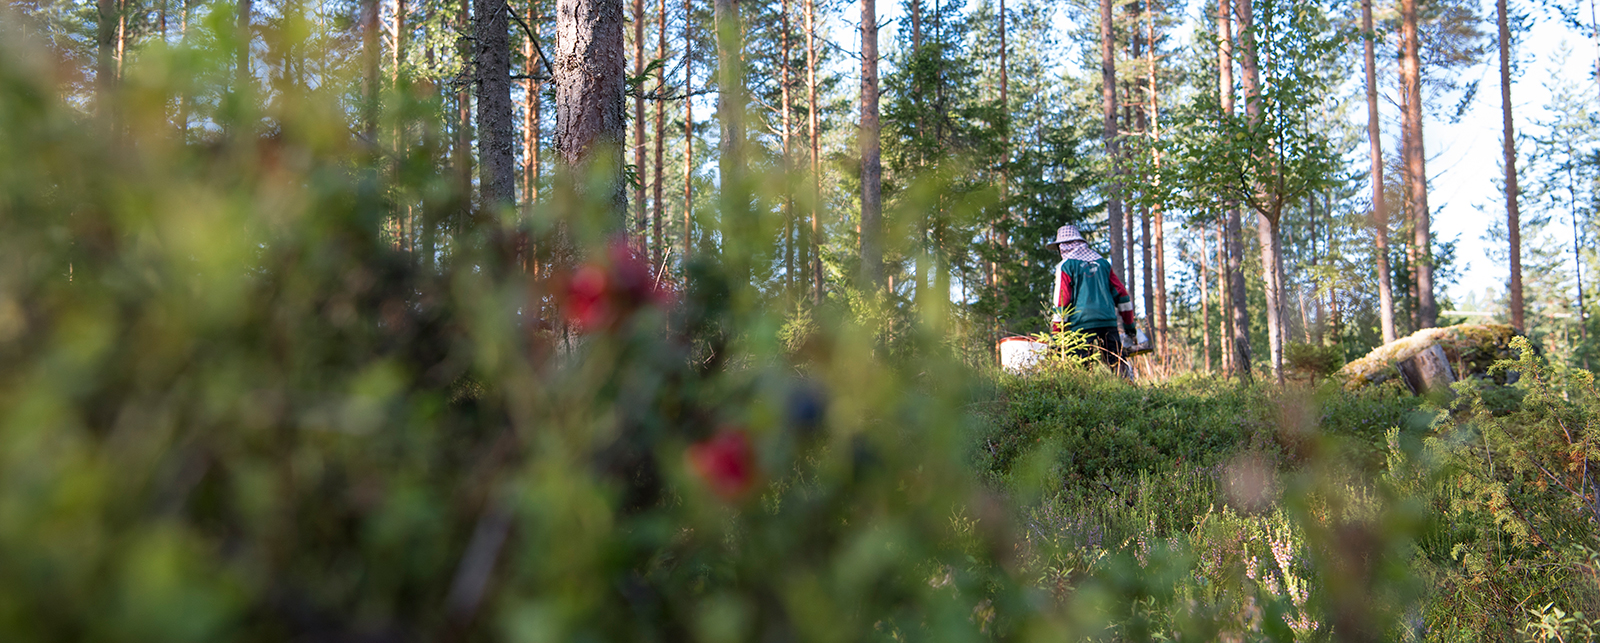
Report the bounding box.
[1048,224,1136,368]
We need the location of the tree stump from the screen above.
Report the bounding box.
[1397,343,1456,397]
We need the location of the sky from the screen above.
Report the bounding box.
[1425,8,1596,311]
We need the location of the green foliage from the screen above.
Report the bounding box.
[1284,341,1343,382]
[1392,337,1600,639]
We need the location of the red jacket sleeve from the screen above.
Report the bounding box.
[1107,269,1135,332]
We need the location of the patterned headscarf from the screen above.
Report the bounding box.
[1059,240,1103,263]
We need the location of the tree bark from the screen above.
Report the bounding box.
[682,0,694,262]
[524,0,542,209]
[556,0,628,231]
[781,0,794,295]
[1101,0,1124,280]
[806,0,822,306]
[1400,0,1436,329]
[456,0,474,233]
[1148,1,1167,359]
[1235,0,1282,384]
[652,0,667,267]
[633,0,648,240]
[1218,221,1233,374]
[1497,0,1524,332]
[1362,0,1396,343]
[1201,226,1212,372]
[859,0,883,290]
[1220,0,1250,380]
[96,0,118,118]
[478,0,517,222]
[714,0,751,280]
[363,0,380,143]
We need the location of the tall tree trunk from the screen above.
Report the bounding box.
[682,0,694,263]
[1217,221,1232,374]
[1220,0,1250,380]
[96,0,118,118]
[395,0,412,251]
[363,0,380,144]
[555,0,628,231]
[806,0,822,306]
[782,0,794,295]
[1235,0,1282,384]
[1497,0,1524,332]
[116,0,127,82]
[1400,0,1436,329]
[1148,0,1167,358]
[714,0,750,278]
[524,0,542,209]
[478,0,517,228]
[1100,0,1124,280]
[178,0,190,136]
[1362,0,1396,343]
[652,0,666,267]
[1135,22,1152,343]
[633,0,648,241]
[1201,226,1212,372]
[237,0,254,109]
[456,0,474,234]
[1396,86,1416,332]
[859,0,883,290]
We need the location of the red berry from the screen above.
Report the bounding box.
[686,429,758,501]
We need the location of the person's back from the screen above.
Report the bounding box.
[1047,224,1135,368]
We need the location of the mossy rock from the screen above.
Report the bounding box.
[1337,324,1522,391]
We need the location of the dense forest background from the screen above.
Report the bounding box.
[12,0,1597,373]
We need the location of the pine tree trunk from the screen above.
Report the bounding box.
[477,0,517,224]
[1219,0,1250,380]
[1362,0,1396,343]
[363,0,380,144]
[1100,0,1124,280]
[1201,226,1212,372]
[859,0,883,290]
[1217,221,1232,374]
[555,0,628,231]
[96,0,118,118]
[115,0,126,82]
[524,0,542,210]
[1135,24,1152,342]
[237,0,254,98]
[634,0,647,241]
[1497,0,1524,332]
[652,0,666,268]
[1400,0,1436,328]
[806,0,822,306]
[395,0,411,251]
[1148,1,1167,358]
[781,0,794,296]
[456,0,474,234]
[682,0,694,263]
[178,0,190,136]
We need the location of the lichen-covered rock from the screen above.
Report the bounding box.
[1337,324,1522,391]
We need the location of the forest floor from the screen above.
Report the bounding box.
[966,364,1589,640]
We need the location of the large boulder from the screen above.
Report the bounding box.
[1337,324,1522,395]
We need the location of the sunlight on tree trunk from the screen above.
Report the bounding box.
[1400,0,1435,329]
[1362,0,1396,343]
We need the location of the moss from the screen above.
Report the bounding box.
[1337,324,1522,391]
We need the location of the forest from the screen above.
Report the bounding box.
[1,0,1599,639]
